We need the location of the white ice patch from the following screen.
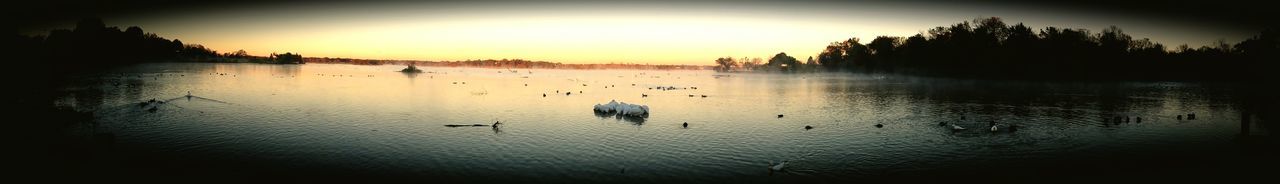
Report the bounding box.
[593,100,649,117]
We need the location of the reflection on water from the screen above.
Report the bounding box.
[55,63,1272,182]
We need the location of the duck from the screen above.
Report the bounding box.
[951,124,966,131]
[777,114,784,118]
[1177,115,1182,120]
[642,94,648,97]
[874,123,884,128]
[682,122,688,128]
[990,124,999,132]
[701,95,708,98]
[1135,117,1142,123]
[769,161,787,172]
[804,125,813,130]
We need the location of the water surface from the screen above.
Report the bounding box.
[56,63,1272,183]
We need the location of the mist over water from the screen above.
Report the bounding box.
[55,63,1268,182]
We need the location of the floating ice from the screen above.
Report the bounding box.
[593,100,649,117]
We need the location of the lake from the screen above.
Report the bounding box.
[53,63,1273,183]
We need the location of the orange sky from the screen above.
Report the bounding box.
[30,1,1254,65]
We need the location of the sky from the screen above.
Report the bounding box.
[14,0,1269,65]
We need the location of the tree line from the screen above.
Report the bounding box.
[308,58,709,70]
[716,17,1277,81]
[13,18,304,75]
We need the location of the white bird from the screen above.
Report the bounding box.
[951,124,966,130]
[990,125,999,132]
[769,161,788,171]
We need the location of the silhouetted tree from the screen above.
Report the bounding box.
[714,57,738,72]
[740,57,763,71]
[724,17,1269,81]
[272,52,304,64]
[766,52,801,72]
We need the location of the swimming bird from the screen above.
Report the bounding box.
[875,123,884,128]
[951,124,966,131]
[566,92,571,95]
[1177,115,1183,120]
[769,161,787,172]
[777,114,784,118]
[642,94,648,97]
[990,124,999,132]
[804,125,813,130]
[701,95,708,98]
[543,93,546,97]
[682,122,688,128]
[1136,117,1142,123]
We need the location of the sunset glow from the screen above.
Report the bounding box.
[42,1,1255,64]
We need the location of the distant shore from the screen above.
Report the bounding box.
[305,57,712,70]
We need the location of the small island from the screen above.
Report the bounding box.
[400,64,423,73]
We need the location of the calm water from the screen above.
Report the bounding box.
[55,63,1271,182]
